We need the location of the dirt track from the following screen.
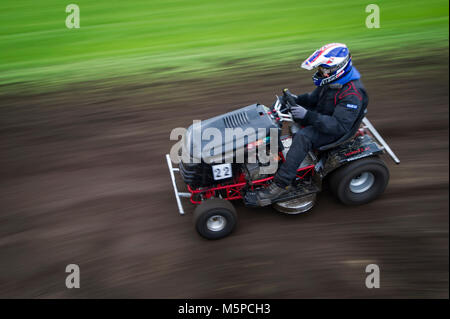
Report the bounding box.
[0,56,448,298]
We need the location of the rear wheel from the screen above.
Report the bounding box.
[193,198,237,239]
[329,157,389,205]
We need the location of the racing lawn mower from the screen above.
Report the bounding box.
[166,90,400,240]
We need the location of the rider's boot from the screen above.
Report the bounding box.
[256,181,291,206]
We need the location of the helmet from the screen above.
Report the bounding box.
[301,43,352,86]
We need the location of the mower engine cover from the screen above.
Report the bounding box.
[183,104,279,164]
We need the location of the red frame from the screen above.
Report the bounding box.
[186,151,315,204]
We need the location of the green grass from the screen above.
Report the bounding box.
[0,0,448,93]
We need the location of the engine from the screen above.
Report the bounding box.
[180,103,279,187]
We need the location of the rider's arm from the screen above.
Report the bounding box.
[301,94,363,136]
[295,87,320,109]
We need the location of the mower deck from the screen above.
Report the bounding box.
[243,179,321,207]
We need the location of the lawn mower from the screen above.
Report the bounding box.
[165,90,400,239]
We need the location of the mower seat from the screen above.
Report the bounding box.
[317,108,367,152]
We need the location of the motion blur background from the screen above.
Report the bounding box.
[0,0,448,298]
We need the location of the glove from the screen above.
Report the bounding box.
[282,89,298,105]
[290,105,308,119]
[284,90,298,101]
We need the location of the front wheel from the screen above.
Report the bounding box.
[329,157,389,205]
[193,198,237,240]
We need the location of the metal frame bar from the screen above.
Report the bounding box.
[165,151,317,212]
[165,154,191,215]
[362,117,400,164]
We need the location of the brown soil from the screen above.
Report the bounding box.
[0,57,448,298]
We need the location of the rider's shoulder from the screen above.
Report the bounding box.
[335,82,364,103]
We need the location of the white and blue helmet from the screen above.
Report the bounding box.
[301,43,352,86]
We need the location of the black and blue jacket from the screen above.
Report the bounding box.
[295,68,369,138]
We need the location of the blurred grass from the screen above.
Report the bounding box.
[0,0,448,93]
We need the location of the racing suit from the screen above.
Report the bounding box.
[274,78,369,187]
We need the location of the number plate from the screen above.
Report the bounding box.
[212,163,232,181]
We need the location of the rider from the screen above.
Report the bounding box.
[257,43,369,206]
